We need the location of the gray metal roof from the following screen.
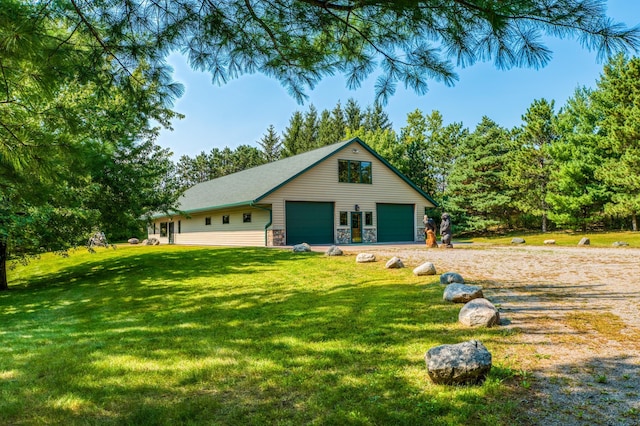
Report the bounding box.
[171,139,354,215]
[155,137,437,218]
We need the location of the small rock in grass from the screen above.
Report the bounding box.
[356,253,376,263]
[443,283,484,303]
[325,245,343,256]
[440,272,464,284]
[385,256,404,269]
[459,298,500,327]
[413,262,436,276]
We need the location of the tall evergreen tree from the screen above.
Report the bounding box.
[317,109,335,147]
[344,98,363,132]
[507,99,558,232]
[591,54,640,230]
[0,7,180,290]
[258,125,283,162]
[445,117,515,231]
[363,103,392,132]
[300,104,320,151]
[281,111,305,157]
[424,111,467,199]
[398,110,429,191]
[331,102,347,142]
[547,88,609,232]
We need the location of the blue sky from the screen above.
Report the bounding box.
[157,1,640,159]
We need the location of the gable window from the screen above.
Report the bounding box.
[338,159,372,184]
[205,217,212,226]
[365,212,373,226]
[243,213,252,223]
[339,211,348,226]
[222,215,230,224]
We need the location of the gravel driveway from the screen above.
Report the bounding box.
[336,243,640,426]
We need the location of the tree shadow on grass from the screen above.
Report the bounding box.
[0,248,518,425]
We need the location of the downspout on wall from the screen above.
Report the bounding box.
[250,202,272,246]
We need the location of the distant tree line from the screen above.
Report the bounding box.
[174,54,640,234]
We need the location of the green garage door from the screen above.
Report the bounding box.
[377,203,414,242]
[286,201,334,245]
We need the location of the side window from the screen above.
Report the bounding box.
[361,162,372,184]
[338,160,349,183]
[365,212,373,226]
[243,213,252,223]
[160,222,168,237]
[349,161,360,183]
[205,217,212,226]
[339,211,348,226]
[222,215,230,224]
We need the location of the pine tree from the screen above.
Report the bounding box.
[591,55,640,230]
[445,117,515,231]
[424,111,467,203]
[300,104,319,151]
[317,109,335,147]
[344,98,363,132]
[398,110,429,191]
[363,103,392,132]
[507,99,558,232]
[281,111,304,157]
[547,88,609,232]
[258,125,283,162]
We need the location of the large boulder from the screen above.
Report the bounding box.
[511,237,526,244]
[413,262,436,276]
[443,283,484,303]
[459,298,500,327]
[292,243,312,252]
[544,239,556,245]
[128,238,140,245]
[439,272,464,285]
[612,241,629,247]
[325,245,343,256]
[385,256,404,269]
[425,340,492,385]
[356,253,376,263]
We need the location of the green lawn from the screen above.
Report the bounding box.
[465,230,640,247]
[1,246,525,425]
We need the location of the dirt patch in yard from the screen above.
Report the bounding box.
[338,244,640,426]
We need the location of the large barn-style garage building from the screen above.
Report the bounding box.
[148,137,437,246]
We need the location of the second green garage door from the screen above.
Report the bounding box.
[286,201,334,245]
[376,203,414,243]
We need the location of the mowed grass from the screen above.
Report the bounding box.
[1,246,525,425]
[467,230,640,247]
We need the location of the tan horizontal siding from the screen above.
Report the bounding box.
[261,143,435,232]
[174,231,265,246]
[149,207,270,246]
